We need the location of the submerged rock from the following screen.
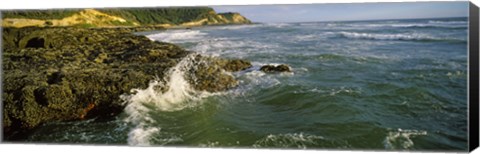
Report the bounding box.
[260,64,291,73]
[2,27,250,140]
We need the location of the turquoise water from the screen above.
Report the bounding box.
[26,17,468,151]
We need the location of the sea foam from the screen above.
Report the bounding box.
[253,133,325,149]
[337,31,458,42]
[383,128,427,149]
[121,54,215,146]
[147,30,206,43]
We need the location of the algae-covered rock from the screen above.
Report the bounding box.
[183,55,252,92]
[2,27,252,140]
[2,27,182,139]
[260,64,291,73]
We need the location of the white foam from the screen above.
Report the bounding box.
[383,128,427,150]
[299,22,321,26]
[447,71,465,79]
[253,133,325,149]
[328,87,361,96]
[344,22,466,29]
[121,54,217,146]
[392,23,466,28]
[242,70,281,89]
[199,141,221,147]
[147,30,207,43]
[214,24,261,30]
[338,32,438,41]
[127,126,160,146]
[428,20,467,24]
[265,23,292,28]
[293,87,360,96]
[192,38,277,59]
[293,34,320,41]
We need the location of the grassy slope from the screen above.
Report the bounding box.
[1,7,249,27]
[2,9,82,19]
[98,7,215,25]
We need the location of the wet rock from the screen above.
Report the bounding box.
[220,59,252,72]
[260,64,291,73]
[2,27,251,140]
[186,55,241,92]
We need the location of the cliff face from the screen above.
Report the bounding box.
[1,7,251,28]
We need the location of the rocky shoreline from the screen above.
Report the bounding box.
[2,27,252,140]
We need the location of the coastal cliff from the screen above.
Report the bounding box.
[2,7,252,28]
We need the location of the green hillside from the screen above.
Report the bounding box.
[98,7,215,25]
[1,7,251,28]
[2,9,82,19]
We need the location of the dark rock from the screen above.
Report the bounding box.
[184,55,247,92]
[260,64,291,73]
[2,27,251,140]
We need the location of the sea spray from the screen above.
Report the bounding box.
[120,54,217,146]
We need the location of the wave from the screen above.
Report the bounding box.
[337,32,465,43]
[390,24,466,29]
[190,38,279,59]
[253,133,325,149]
[342,22,466,29]
[383,128,427,149]
[264,23,293,28]
[214,24,261,30]
[428,20,467,24]
[146,30,207,43]
[120,54,217,146]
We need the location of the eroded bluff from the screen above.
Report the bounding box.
[2,27,251,139]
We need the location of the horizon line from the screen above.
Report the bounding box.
[249,16,468,24]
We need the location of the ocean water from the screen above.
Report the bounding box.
[25,17,468,151]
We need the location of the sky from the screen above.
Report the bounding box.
[212,1,469,23]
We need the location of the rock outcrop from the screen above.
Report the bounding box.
[260,64,292,73]
[2,27,251,140]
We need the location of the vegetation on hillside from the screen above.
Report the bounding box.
[98,7,216,25]
[1,7,250,27]
[2,9,82,19]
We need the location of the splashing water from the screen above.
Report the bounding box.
[120,54,216,146]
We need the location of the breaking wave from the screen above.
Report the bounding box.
[120,54,217,146]
[146,30,207,43]
[347,23,466,29]
[213,24,261,30]
[337,32,464,42]
[427,20,467,24]
[390,24,466,29]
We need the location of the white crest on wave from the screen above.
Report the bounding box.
[120,54,216,146]
[383,128,427,149]
[146,30,207,43]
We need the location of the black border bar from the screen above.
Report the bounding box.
[469,1,479,152]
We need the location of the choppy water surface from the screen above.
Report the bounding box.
[27,17,468,151]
